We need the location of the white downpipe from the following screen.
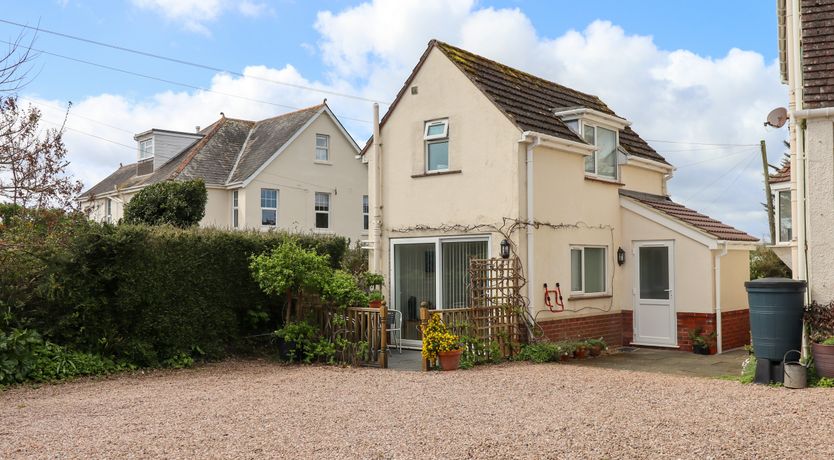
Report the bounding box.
[714,242,729,354]
[789,0,808,287]
[371,103,383,274]
[525,136,541,318]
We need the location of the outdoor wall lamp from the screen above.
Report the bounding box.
[500,239,511,259]
[617,247,626,266]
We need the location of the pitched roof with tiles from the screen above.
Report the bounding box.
[801,0,834,109]
[769,158,791,184]
[620,189,758,242]
[363,40,667,165]
[79,105,326,199]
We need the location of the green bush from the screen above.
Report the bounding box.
[0,329,43,384]
[750,245,791,280]
[1,217,348,368]
[123,179,208,228]
[517,342,562,363]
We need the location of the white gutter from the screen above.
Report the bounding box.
[524,134,541,320]
[714,242,729,354]
[788,0,808,290]
[795,107,834,119]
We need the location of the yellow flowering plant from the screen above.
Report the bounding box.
[421,313,461,361]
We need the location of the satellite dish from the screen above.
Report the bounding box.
[765,107,788,128]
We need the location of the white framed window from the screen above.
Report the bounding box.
[315,134,329,161]
[139,139,154,159]
[232,190,239,228]
[424,119,449,172]
[362,195,369,231]
[261,188,278,226]
[582,124,618,180]
[105,198,112,222]
[315,192,330,229]
[776,189,792,243]
[570,246,607,294]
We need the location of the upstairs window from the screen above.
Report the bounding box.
[777,190,792,243]
[105,198,112,222]
[261,188,278,226]
[232,190,239,229]
[424,119,449,172]
[139,139,154,159]
[583,125,618,180]
[315,134,329,161]
[362,195,369,231]
[315,192,330,229]
[571,246,607,294]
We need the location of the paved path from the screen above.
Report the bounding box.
[2,359,832,459]
[571,347,749,378]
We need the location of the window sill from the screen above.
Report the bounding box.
[314,228,334,234]
[314,160,332,166]
[584,175,624,186]
[568,293,613,300]
[411,169,462,178]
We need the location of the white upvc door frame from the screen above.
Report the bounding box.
[632,240,677,347]
[389,234,491,348]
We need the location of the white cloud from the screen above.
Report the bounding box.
[26,1,786,238]
[131,0,267,34]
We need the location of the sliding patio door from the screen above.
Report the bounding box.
[392,237,489,347]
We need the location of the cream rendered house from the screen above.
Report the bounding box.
[774,0,834,301]
[365,41,757,353]
[79,103,369,243]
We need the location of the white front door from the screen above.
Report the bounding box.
[633,241,676,347]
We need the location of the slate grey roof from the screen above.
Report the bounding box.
[229,105,323,182]
[362,40,667,165]
[79,105,325,199]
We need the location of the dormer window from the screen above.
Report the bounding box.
[139,139,154,160]
[583,124,618,180]
[424,119,449,172]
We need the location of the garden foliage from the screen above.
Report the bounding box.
[122,179,208,228]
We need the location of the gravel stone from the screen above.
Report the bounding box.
[1,360,832,459]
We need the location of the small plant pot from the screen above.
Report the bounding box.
[438,349,463,371]
[560,353,573,362]
[369,300,382,309]
[811,342,834,378]
[590,345,602,357]
[692,343,710,355]
[574,348,588,359]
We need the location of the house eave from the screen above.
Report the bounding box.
[519,130,596,156]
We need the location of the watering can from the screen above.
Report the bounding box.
[783,350,808,389]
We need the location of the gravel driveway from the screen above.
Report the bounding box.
[1,360,832,459]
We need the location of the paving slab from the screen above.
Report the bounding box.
[569,346,748,378]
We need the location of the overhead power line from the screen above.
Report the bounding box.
[0,39,371,125]
[40,117,137,151]
[646,138,760,147]
[0,18,391,105]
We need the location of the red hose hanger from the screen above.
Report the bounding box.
[543,283,564,312]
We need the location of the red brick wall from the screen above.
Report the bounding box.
[677,312,716,353]
[538,312,623,346]
[721,309,750,350]
[621,310,633,346]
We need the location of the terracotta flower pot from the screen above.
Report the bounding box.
[574,348,588,359]
[812,342,834,378]
[590,345,602,357]
[438,349,463,371]
[369,300,382,309]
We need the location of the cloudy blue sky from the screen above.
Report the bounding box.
[4,1,786,238]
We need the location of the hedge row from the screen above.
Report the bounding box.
[1,208,348,366]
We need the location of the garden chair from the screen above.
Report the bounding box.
[386,309,402,354]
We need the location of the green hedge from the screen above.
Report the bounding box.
[1,216,347,367]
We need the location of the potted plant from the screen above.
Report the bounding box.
[586,338,607,357]
[805,301,834,378]
[559,341,576,361]
[574,341,589,359]
[421,313,462,371]
[368,291,384,309]
[688,327,716,355]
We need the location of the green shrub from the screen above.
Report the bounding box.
[0,329,43,384]
[322,270,368,307]
[750,245,791,279]
[517,342,562,363]
[123,179,208,228]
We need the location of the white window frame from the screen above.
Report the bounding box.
[260,188,278,227]
[232,190,239,229]
[362,194,369,231]
[570,245,608,295]
[315,192,330,230]
[139,138,154,160]
[582,123,619,180]
[774,187,792,244]
[105,198,112,222]
[424,119,449,172]
[315,133,330,162]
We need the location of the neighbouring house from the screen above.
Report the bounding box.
[79,103,369,243]
[768,158,795,270]
[364,40,757,353]
[776,0,834,301]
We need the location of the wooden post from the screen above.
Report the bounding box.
[419,303,429,371]
[761,139,776,245]
[379,302,388,369]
